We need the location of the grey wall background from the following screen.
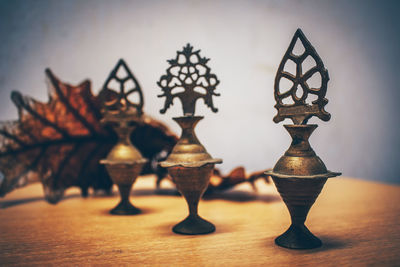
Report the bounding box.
[0,0,399,183]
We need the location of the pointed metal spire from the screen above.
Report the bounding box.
[273,29,331,125]
[100,59,144,117]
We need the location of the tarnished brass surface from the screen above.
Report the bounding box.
[273,29,330,125]
[272,176,327,249]
[168,164,215,234]
[159,116,221,234]
[99,60,147,215]
[267,29,341,249]
[158,43,220,116]
[158,44,222,234]
[100,123,146,215]
[99,59,144,117]
[266,124,340,248]
[104,163,144,215]
[101,125,146,165]
[160,116,222,168]
[274,125,326,176]
[269,125,339,178]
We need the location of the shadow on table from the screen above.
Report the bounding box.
[316,236,350,251]
[154,219,238,236]
[98,206,157,216]
[0,188,280,209]
[267,235,350,253]
[203,190,281,203]
[0,193,80,209]
[133,188,281,203]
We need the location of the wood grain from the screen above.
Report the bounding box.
[0,176,399,266]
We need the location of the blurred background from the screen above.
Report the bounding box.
[0,0,399,184]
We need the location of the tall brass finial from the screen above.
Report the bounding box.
[266,29,341,249]
[274,29,330,125]
[99,59,147,215]
[157,43,220,116]
[157,44,222,235]
[100,59,144,118]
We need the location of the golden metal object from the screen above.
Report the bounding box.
[158,44,222,235]
[99,59,147,215]
[266,29,341,249]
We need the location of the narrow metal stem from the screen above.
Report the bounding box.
[118,184,132,205]
[187,197,199,217]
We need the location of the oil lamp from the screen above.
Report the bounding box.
[157,44,222,235]
[99,59,147,215]
[266,29,341,249]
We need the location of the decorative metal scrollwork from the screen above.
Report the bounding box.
[158,43,220,116]
[99,59,144,117]
[274,29,331,125]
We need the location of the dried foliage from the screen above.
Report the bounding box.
[208,167,270,194]
[0,69,269,204]
[0,69,177,203]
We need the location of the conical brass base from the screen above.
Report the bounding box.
[99,86,148,215]
[267,125,340,249]
[103,162,145,216]
[109,184,141,215]
[275,224,321,249]
[160,116,222,235]
[173,214,215,235]
[272,176,327,249]
[110,201,141,215]
[168,164,216,235]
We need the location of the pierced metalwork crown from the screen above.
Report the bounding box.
[274,29,331,125]
[158,43,220,116]
[99,59,144,120]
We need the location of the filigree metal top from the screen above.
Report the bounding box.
[274,29,331,125]
[99,59,144,120]
[158,44,220,116]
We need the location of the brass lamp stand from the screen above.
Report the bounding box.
[157,44,222,234]
[266,29,341,249]
[99,59,147,215]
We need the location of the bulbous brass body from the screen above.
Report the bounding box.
[267,125,340,249]
[101,124,146,215]
[160,116,222,235]
[274,125,327,176]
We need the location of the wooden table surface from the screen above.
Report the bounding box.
[0,175,399,266]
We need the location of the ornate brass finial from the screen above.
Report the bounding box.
[100,59,144,118]
[157,44,222,234]
[157,43,220,116]
[274,28,330,125]
[99,59,147,215]
[267,29,341,249]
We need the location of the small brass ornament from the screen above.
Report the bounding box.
[99,59,147,215]
[266,29,341,249]
[158,44,222,234]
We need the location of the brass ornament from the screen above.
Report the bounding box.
[266,29,341,249]
[273,29,330,125]
[158,43,220,116]
[158,44,222,235]
[100,59,144,117]
[99,59,147,215]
